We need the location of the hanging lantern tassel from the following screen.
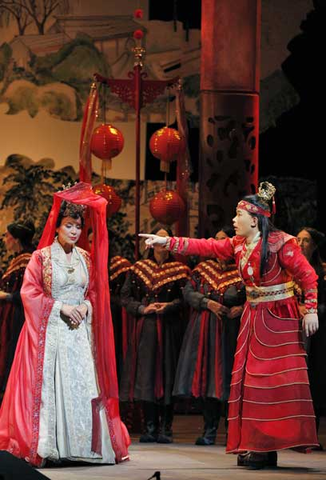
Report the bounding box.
[149,127,186,173]
[90,123,124,175]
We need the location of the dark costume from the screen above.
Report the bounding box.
[109,256,131,381]
[173,259,245,444]
[0,251,33,396]
[307,263,326,425]
[166,231,318,453]
[119,257,190,441]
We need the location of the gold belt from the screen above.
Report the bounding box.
[246,281,295,303]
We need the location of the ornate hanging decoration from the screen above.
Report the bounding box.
[92,183,122,218]
[90,123,124,171]
[149,189,185,225]
[149,126,186,173]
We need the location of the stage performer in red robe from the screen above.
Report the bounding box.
[0,182,130,467]
[140,181,319,469]
[0,221,35,399]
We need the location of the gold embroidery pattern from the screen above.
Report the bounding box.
[165,237,172,251]
[2,253,32,280]
[240,232,261,271]
[246,281,295,303]
[110,256,131,281]
[180,237,189,255]
[130,259,190,291]
[40,247,52,296]
[305,307,318,314]
[172,238,180,253]
[193,260,242,293]
[78,248,91,272]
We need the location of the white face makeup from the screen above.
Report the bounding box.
[57,216,82,247]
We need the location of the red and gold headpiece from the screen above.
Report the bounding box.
[62,201,86,218]
[237,181,276,218]
[59,183,87,218]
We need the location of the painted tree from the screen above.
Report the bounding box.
[0,1,32,35]
[0,0,70,35]
[0,155,74,239]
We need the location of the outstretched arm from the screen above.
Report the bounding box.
[139,234,235,262]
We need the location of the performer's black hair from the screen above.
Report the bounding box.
[241,194,278,277]
[297,227,325,279]
[56,201,85,228]
[7,220,35,251]
[217,225,235,238]
[151,225,173,237]
[146,225,173,260]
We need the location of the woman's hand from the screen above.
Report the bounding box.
[76,303,88,318]
[139,233,168,249]
[154,302,170,314]
[0,290,9,301]
[227,305,244,319]
[61,304,84,329]
[302,313,319,337]
[207,300,229,320]
[143,304,158,315]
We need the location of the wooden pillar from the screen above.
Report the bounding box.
[199,0,261,237]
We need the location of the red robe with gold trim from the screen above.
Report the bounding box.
[119,257,190,405]
[173,260,244,400]
[0,252,33,394]
[167,232,318,452]
[109,256,131,378]
[0,246,129,465]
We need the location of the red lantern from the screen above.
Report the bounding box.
[133,29,144,40]
[149,189,185,225]
[93,184,121,218]
[134,8,143,19]
[149,127,186,173]
[90,124,124,170]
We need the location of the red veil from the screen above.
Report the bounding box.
[0,182,130,465]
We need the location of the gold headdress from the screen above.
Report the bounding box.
[59,183,87,217]
[61,201,87,218]
[257,181,276,214]
[237,181,276,218]
[257,181,276,205]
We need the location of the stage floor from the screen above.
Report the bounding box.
[39,415,326,480]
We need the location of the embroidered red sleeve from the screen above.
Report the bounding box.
[166,236,234,261]
[278,238,318,313]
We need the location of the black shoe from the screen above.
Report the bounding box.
[237,452,250,466]
[195,436,215,446]
[157,433,173,444]
[139,433,158,443]
[312,443,323,451]
[242,451,277,469]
